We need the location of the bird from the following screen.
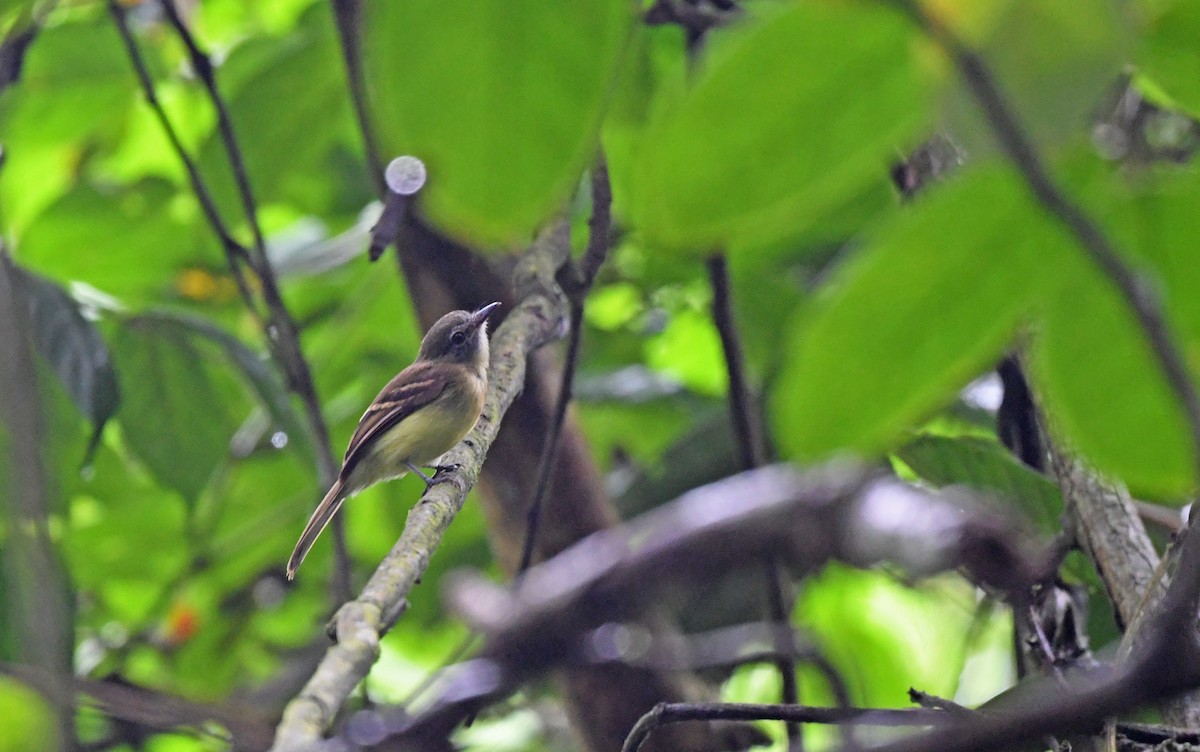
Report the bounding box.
[286,301,501,580]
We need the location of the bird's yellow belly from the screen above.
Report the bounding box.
[345,386,483,494]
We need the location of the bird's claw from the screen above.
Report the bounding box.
[428,464,460,486]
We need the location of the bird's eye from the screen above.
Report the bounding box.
[450,331,467,346]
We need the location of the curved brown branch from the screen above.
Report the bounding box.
[342,464,1049,748]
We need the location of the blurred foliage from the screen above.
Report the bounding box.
[0,0,1197,750]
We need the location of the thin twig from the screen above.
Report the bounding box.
[516,156,613,577]
[706,252,800,744]
[110,1,350,601]
[157,1,267,257]
[623,702,952,752]
[329,0,385,195]
[764,553,802,746]
[706,254,766,470]
[106,2,257,310]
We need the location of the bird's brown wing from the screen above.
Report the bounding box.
[339,361,449,480]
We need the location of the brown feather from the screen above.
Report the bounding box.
[339,361,450,480]
[286,477,345,580]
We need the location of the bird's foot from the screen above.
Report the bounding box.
[428,464,461,486]
[407,461,459,490]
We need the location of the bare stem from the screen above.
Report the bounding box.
[706,253,798,741]
[516,156,613,577]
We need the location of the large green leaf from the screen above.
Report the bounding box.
[11,264,119,462]
[772,164,1069,462]
[1136,0,1200,117]
[630,2,933,254]
[1025,163,1200,498]
[111,316,236,503]
[363,0,632,248]
[15,181,202,304]
[1030,262,1191,499]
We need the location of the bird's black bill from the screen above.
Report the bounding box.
[469,301,501,329]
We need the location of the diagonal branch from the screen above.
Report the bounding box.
[329,0,385,195]
[268,220,571,751]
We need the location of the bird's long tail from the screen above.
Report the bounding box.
[287,478,346,580]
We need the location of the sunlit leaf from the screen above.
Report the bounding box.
[772,164,1070,463]
[66,465,190,587]
[0,18,130,144]
[631,2,933,254]
[196,5,364,222]
[16,181,202,304]
[364,0,633,248]
[645,309,727,396]
[0,676,59,752]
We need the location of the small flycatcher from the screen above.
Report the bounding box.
[286,302,500,580]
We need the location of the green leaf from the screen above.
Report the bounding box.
[11,265,120,463]
[0,676,59,752]
[772,164,1069,463]
[66,472,190,587]
[630,2,932,254]
[196,5,362,222]
[15,181,201,304]
[645,309,727,396]
[1030,248,1193,498]
[111,316,236,503]
[363,0,632,248]
[1136,0,1200,118]
[940,0,1128,155]
[896,434,1063,532]
[1023,159,1200,499]
[131,309,310,457]
[0,18,131,144]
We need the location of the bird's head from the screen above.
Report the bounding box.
[416,302,501,372]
